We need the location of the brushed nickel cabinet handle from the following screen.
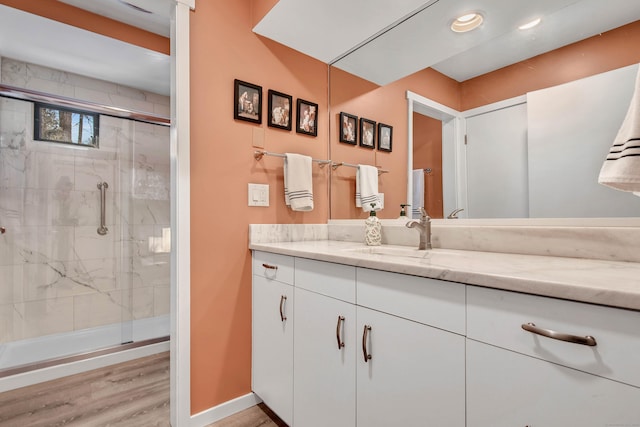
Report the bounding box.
[522,322,597,346]
[262,263,278,270]
[336,316,345,349]
[279,295,287,322]
[362,325,372,362]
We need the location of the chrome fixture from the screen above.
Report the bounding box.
[522,323,597,346]
[447,208,465,219]
[97,182,109,236]
[406,207,432,250]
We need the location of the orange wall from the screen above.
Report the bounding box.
[413,113,443,219]
[189,0,329,414]
[461,20,640,110]
[0,0,169,54]
[329,66,459,219]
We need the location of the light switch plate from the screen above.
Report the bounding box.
[248,183,269,207]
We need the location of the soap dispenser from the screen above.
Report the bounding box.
[365,203,382,246]
[398,204,410,221]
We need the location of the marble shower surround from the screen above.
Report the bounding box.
[0,58,169,345]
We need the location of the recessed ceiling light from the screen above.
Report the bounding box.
[519,18,541,30]
[451,12,484,33]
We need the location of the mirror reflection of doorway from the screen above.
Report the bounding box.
[413,113,444,219]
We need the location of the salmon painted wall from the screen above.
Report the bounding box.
[461,20,640,110]
[0,0,169,54]
[413,113,443,219]
[329,66,459,219]
[189,0,329,413]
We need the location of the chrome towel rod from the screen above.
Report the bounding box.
[331,162,389,175]
[254,150,331,166]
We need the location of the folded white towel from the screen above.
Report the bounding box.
[356,165,380,212]
[284,153,314,211]
[412,169,425,218]
[599,66,640,196]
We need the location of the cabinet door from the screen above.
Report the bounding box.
[356,306,465,427]
[294,288,356,427]
[252,275,294,426]
[467,339,640,427]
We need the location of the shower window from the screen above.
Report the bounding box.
[34,102,99,147]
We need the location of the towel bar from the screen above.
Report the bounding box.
[331,162,389,175]
[254,150,331,166]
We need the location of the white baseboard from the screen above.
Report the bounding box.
[190,392,262,427]
[0,341,169,393]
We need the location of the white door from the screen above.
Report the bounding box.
[467,339,640,427]
[252,275,294,426]
[294,288,356,427]
[465,103,529,218]
[356,306,465,427]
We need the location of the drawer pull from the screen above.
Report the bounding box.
[522,322,597,347]
[336,316,345,349]
[262,263,278,270]
[362,325,372,362]
[279,295,287,322]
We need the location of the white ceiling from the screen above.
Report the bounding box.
[0,1,170,96]
[255,0,640,85]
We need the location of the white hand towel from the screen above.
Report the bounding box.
[356,165,380,212]
[412,169,424,218]
[284,153,314,211]
[598,66,640,196]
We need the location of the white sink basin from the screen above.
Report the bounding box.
[342,246,454,259]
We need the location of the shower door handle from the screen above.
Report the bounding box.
[97,182,109,235]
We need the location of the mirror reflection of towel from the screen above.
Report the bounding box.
[599,67,640,197]
[412,169,424,218]
[356,165,380,212]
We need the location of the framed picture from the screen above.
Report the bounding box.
[234,79,262,124]
[359,118,376,149]
[339,112,358,145]
[377,123,393,152]
[267,89,292,130]
[296,98,318,136]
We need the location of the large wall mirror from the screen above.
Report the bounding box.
[255,0,640,221]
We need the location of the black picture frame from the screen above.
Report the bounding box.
[339,112,358,145]
[359,118,376,149]
[234,79,262,124]
[377,123,393,152]
[267,89,292,130]
[296,98,318,136]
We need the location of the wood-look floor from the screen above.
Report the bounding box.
[0,352,285,427]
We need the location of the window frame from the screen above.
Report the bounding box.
[33,102,100,148]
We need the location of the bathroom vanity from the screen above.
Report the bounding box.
[250,224,640,427]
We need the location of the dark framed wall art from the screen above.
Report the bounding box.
[296,98,318,136]
[359,118,376,149]
[339,112,358,145]
[234,79,262,124]
[267,89,292,130]
[377,123,393,152]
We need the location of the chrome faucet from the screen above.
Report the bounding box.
[406,207,432,250]
[447,208,465,219]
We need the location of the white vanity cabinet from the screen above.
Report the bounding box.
[466,286,640,427]
[356,268,466,427]
[252,252,295,426]
[293,259,357,427]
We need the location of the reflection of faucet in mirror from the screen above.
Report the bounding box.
[447,208,464,219]
[406,207,432,250]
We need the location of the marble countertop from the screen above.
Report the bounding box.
[249,240,640,311]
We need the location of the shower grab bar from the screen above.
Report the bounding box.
[97,182,109,236]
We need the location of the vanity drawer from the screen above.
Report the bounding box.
[356,268,466,335]
[252,251,294,285]
[467,286,640,388]
[294,257,356,303]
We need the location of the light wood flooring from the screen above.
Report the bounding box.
[0,352,285,427]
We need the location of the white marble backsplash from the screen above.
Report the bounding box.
[250,220,640,263]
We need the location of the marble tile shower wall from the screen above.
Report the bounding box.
[0,57,170,344]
